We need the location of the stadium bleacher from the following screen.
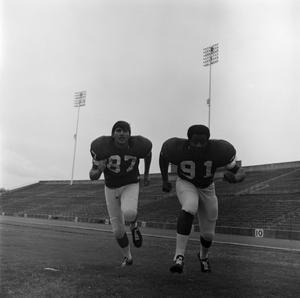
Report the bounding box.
[1,163,300,239]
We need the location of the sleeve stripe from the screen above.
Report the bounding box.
[225,156,237,169]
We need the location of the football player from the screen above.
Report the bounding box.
[89,120,152,267]
[159,124,245,274]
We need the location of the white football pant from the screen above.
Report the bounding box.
[176,177,218,241]
[104,182,139,239]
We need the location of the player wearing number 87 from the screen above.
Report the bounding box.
[159,124,245,274]
[89,120,152,267]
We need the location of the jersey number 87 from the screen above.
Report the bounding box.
[106,155,137,173]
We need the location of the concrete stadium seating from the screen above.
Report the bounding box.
[1,163,300,239]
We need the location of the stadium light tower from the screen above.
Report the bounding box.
[203,43,219,129]
[70,90,86,185]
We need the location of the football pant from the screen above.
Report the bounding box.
[105,183,139,238]
[176,177,218,241]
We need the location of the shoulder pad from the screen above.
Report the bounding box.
[209,139,236,165]
[90,136,112,160]
[160,137,186,164]
[130,136,152,157]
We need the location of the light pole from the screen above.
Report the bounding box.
[71,90,86,185]
[203,43,219,129]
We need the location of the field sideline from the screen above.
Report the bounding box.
[1,216,300,297]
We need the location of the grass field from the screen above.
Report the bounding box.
[1,217,299,298]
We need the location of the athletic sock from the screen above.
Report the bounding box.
[174,233,189,260]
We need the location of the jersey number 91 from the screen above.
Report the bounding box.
[180,160,213,179]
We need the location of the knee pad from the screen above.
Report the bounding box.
[116,232,129,248]
[123,209,137,223]
[200,236,213,248]
[177,209,194,235]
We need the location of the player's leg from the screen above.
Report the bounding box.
[170,177,199,273]
[120,182,142,247]
[196,183,218,272]
[104,186,133,266]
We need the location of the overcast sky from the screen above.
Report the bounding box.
[1,0,300,189]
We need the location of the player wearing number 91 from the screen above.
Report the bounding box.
[159,124,245,274]
[89,120,152,267]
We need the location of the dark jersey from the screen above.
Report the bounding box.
[90,135,152,188]
[160,137,236,188]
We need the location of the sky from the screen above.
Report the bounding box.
[1,0,300,189]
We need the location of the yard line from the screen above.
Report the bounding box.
[35,222,300,253]
[1,216,300,253]
[141,232,300,253]
[192,238,300,252]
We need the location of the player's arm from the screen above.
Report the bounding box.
[89,148,107,181]
[223,157,246,183]
[136,136,152,186]
[143,151,152,186]
[159,151,172,192]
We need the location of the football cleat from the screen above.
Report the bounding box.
[121,256,133,267]
[130,224,143,248]
[197,252,211,272]
[169,255,184,274]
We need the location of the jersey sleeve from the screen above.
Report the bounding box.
[90,136,112,160]
[160,138,182,165]
[131,136,152,158]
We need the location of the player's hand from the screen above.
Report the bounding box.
[143,174,150,186]
[89,159,106,180]
[162,181,172,192]
[89,168,101,180]
[223,168,245,183]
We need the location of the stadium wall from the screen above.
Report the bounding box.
[242,161,300,172]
